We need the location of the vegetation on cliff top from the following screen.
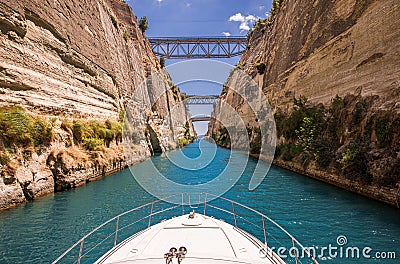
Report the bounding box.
[248,0,284,40]
[139,16,149,33]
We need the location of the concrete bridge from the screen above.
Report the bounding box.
[148,37,247,59]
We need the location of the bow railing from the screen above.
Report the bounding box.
[53,193,319,264]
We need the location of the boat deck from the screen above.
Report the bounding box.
[95,213,285,264]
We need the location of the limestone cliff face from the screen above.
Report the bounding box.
[209,0,400,206]
[0,0,192,210]
[0,0,168,117]
[240,0,399,110]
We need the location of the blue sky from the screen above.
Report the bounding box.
[126,0,273,135]
[128,0,272,37]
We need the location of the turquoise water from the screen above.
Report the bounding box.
[0,140,399,263]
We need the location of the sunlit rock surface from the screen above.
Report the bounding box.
[0,0,193,210]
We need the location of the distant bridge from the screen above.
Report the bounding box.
[148,37,247,59]
[186,95,219,105]
[190,115,211,122]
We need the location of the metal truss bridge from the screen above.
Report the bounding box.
[185,95,219,105]
[148,37,247,59]
[190,115,211,122]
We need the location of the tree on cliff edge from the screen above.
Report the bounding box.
[139,16,148,33]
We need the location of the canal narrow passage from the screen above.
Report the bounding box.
[0,140,399,263]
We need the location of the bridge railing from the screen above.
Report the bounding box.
[185,95,219,105]
[148,36,247,41]
[149,36,247,59]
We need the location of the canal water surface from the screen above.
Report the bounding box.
[0,140,399,263]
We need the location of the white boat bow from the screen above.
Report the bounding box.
[53,193,318,264]
[96,212,283,264]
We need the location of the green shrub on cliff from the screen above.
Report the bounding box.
[295,117,316,156]
[31,119,54,147]
[270,0,284,17]
[139,16,148,33]
[254,19,266,30]
[178,137,191,147]
[274,94,400,188]
[253,0,283,31]
[353,100,367,124]
[159,57,166,68]
[337,144,359,165]
[82,137,104,151]
[123,31,129,42]
[0,106,54,150]
[171,86,180,101]
[72,121,84,142]
[0,106,32,147]
[375,117,390,148]
[67,119,123,150]
[275,142,302,161]
[276,97,308,140]
[106,120,123,144]
[0,152,10,165]
[314,137,335,168]
[216,127,230,146]
[110,15,118,29]
[255,62,266,75]
[178,121,195,147]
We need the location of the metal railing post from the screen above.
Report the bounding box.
[292,238,299,264]
[231,202,237,227]
[262,215,267,248]
[77,240,84,264]
[181,193,185,215]
[148,202,154,228]
[203,193,207,215]
[198,193,201,206]
[114,216,120,247]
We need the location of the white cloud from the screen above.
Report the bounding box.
[185,2,192,7]
[222,32,231,37]
[156,0,163,3]
[228,13,260,32]
[239,23,250,31]
[229,13,246,22]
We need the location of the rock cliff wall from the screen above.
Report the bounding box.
[209,0,400,206]
[0,0,192,210]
